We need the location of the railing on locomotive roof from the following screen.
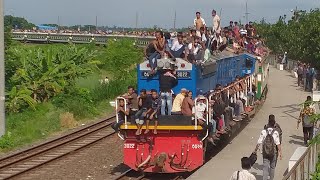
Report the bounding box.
[115,96,128,140]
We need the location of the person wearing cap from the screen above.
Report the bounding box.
[172,88,188,115]
[230,157,256,180]
[194,95,207,123]
[194,11,206,37]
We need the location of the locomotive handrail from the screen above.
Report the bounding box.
[211,76,251,96]
[115,97,127,140]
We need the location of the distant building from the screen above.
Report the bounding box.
[37,25,58,31]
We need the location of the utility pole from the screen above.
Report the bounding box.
[95,15,98,32]
[219,8,222,18]
[57,16,60,31]
[0,0,5,137]
[245,1,250,24]
[135,12,138,30]
[173,10,176,32]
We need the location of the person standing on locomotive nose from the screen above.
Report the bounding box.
[159,68,178,115]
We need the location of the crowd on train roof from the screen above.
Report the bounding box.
[112,10,265,145]
[144,10,269,74]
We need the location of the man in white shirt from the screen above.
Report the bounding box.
[239,25,248,36]
[194,12,206,37]
[230,157,256,180]
[212,9,221,34]
[170,34,185,58]
[187,37,203,62]
[255,115,282,180]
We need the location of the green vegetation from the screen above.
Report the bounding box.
[255,9,320,176]
[255,9,320,68]
[4,15,35,29]
[0,39,143,151]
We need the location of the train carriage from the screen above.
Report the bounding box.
[117,51,263,173]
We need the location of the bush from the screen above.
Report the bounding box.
[52,87,97,118]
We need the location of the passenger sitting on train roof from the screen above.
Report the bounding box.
[186,29,197,44]
[111,99,129,132]
[217,32,228,52]
[172,88,188,115]
[144,89,161,135]
[170,34,185,58]
[181,91,194,116]
[159,68,178,115]
[122,86,139,124]
[199,27,207,46]
[187,36,203,63]
[134,89,152,135]
[148,31,166,75]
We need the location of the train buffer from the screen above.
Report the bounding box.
[187,66,310,180]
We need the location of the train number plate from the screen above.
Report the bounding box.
[124,143,135,149]
[192,144,203,149]
[176,71,191,78]
[141,71,191,78]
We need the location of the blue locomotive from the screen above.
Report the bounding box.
[138,51,257,96]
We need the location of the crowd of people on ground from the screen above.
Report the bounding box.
[295,61,317,92]
[144,10,269,74]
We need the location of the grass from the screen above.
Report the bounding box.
[0,100,114,152]
[0,103,61,151]
[0,39,142,152]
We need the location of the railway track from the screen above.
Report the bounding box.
[114,169,186,180]
[0,116,116,180]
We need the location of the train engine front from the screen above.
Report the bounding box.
[118,58,206,173]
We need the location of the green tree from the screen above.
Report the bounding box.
[255,9,320,68]
[4,15,35,29]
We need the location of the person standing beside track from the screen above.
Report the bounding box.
[298,96,316,146]
[254,115,282,180]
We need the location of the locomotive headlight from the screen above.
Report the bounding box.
[165,62,171,69]
[158,61,164,68]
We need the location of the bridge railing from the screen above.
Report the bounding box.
[11,32,154,46]
[282,143,320,180]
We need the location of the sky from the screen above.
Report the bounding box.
[3,0,320,29]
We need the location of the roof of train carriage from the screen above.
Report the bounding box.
[138,50,258,96]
